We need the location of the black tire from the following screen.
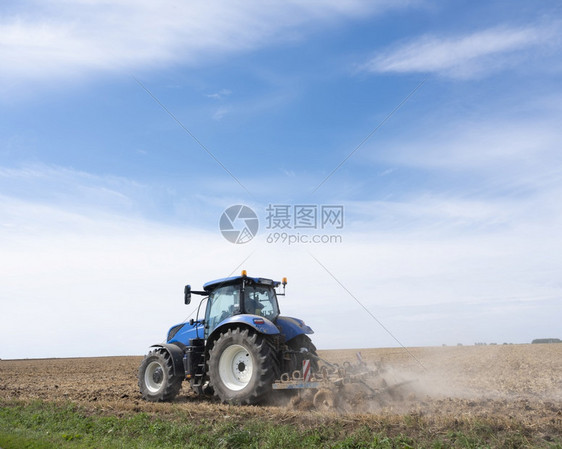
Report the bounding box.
[287,334,319,373]
[208,327,275,404]
[138,349,183,402]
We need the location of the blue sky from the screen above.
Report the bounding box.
[1,1,561,358]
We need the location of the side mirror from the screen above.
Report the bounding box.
[184,285,191,305]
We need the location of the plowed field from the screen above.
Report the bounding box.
[1,344,561,444]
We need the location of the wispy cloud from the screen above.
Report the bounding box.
[0,163,332,229]
[375,119,562,173]
[0,0,405,88]
[364,24,559,79]
[0,164,142,216]
[207,89,232,100]
[213,106,230,121]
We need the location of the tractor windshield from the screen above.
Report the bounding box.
[206,285,241,335]
[243,285,279,321]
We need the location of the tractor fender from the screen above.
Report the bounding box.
[208,314,280,343]
[149,343,186,377]
[275,316,314,342]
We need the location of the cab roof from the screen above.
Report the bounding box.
[203,275,280,292]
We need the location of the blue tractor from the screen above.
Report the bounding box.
[138,271,318,404]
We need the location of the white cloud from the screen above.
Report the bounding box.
[1,162,562,358]
[213,106,230,121]
[0,164,145,217]
[0,163,337,221]
[364,24,559,78]
[0,0,405,87]
[207,89,232,100]
[373,117,561,173]
[359,100,562,206]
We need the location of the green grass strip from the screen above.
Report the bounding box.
[0,400,560,449]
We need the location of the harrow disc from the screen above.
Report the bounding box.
[313,389,337,411]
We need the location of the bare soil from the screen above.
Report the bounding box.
[1,344,561,440]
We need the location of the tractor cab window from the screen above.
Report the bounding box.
[243,285,279,321]
[205,285,241,337]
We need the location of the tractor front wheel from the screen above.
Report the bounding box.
[208,328,274,404]
[138,349,183,402]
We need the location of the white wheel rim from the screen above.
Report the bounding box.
[218,344,253,391]
[145,360,164,393]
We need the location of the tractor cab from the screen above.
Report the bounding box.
[174,271,289,344]
[204,279,280,337]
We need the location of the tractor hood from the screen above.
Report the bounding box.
[275,316,314,342]
[167,321,202,345]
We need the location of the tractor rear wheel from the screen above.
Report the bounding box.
[208,327,275,404]
[138,349,183,402]
[287,334,319,373]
